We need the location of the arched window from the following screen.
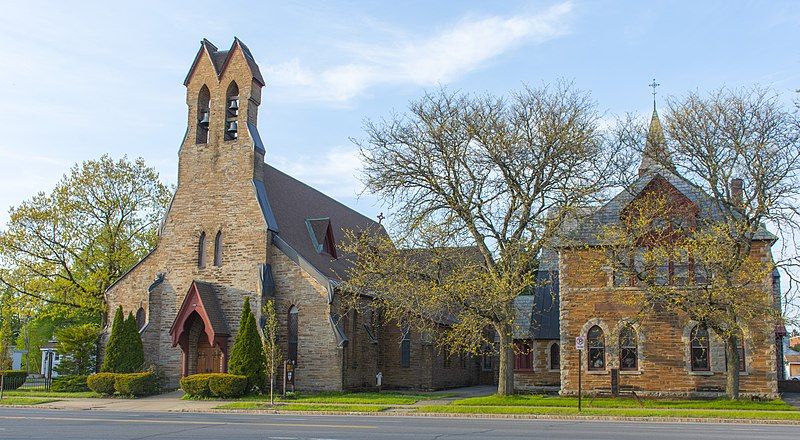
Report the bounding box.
[213,231,222,267]
[196,85,210,144]
[690,324,710,371]
[587,325,605,371]
[549,343,560,371]
[135,307,146,330]
[400,323,411,368]
[198,232,206,268]
[619,325,638,371]
[287,306,298,364]
[224,81,239,141]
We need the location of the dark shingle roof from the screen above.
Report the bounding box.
[192,281,230,335]
[557,170,776,246]
[262,164,386,281]
[513,270,560,340]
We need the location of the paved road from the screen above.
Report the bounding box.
[0,408,795,439]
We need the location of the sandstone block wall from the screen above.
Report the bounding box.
[558,244,778,398]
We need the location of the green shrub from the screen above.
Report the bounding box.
[123,313,144,372]
[228,297,266,392]
[54,324,101,376]
[208,374,248,398]
[0,370,28,390]
[51,375,89,392]
[114,371,158,397]
[87,372,116,395]
[180,374,215,398]
[101,307,144,373]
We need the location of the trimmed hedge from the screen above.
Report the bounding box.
[181,373,248,398]
[51,375,90,392]
[0,370,27,390]
[208,374,248,398]
[180,374,215,398]
[114,372,158,397]
[87,371,159,397]
[87,373,117,395]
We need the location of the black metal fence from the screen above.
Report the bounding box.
[0,373,52,396]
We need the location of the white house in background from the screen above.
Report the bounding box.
[11,349,27,371]
[40,341,60,378]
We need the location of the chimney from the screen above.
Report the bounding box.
[731,178,743,206]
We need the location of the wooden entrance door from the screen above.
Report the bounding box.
[196,337,222,373]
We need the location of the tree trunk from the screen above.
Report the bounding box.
[725,334,741,400]
[496,323,515,396]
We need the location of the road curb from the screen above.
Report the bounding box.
[187,408,800,425]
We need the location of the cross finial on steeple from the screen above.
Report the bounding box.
[649,78,660,110]
[377,212,385,224]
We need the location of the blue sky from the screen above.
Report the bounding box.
[0,0,797,225]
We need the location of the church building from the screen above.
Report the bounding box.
[104,39,477,390]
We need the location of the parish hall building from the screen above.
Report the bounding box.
[104,39,786,398]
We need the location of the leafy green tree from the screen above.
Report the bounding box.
[0,155,171,319]
[54,324,101,376]
[100,306,125,372]
[124,312,144,373]
[0,308,14,370]
[229,297,266,393]
[261,298,282,405]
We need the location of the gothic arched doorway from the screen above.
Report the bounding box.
[169,281,231,377]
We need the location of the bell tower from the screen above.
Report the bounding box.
[180,38,266,182]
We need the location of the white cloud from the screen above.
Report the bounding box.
[265,2,574,102]
[270,145,365,199]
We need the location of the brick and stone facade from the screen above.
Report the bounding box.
[104,39,476,392]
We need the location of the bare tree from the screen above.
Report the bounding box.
[344,83,618,395]
[602,86,800,399]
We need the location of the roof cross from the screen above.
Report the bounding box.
[649,78,660,109]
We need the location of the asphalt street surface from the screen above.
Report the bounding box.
[0,408,796,439]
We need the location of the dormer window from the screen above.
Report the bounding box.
[305,218,338,259]
[224,81,239,141]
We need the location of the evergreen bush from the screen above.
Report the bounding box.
[54,324,101,376]
[100,307,124,372]
[51,375,89,392]
[123,312,144,372]
[228,297,266,392]
[101,307,145,373]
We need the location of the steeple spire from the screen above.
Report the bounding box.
[639,79,672,176]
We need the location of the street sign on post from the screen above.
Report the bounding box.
[575,337,584,412]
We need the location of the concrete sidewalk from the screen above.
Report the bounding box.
[37,391,220,412]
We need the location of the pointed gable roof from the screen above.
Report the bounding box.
[169,281,230,348]
[557,169,776,246]
[183,38,265,87]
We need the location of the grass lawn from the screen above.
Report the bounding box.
[216,402,389,412]
[3,390,100,398]
[421,404,800,421]
[452,395,796,411]
[233,391,453,405]
[0,397,57,406]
